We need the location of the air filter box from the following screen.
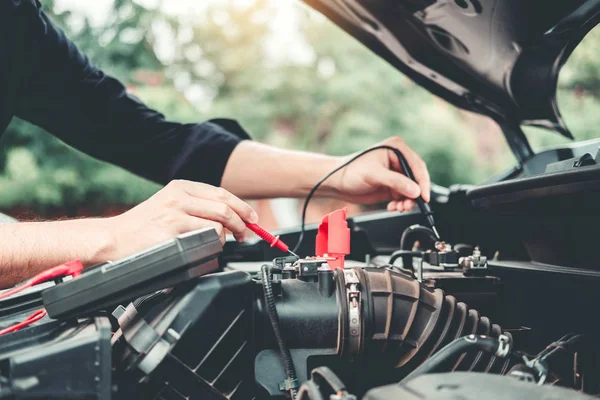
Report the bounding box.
[112,271,255,400]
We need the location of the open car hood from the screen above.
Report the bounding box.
[303,0,600,160]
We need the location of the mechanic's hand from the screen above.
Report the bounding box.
[105,180,258,259]
[332,137,430,212]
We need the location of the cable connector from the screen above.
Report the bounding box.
[31,259,84,283]
[0,259,83,302]
[0,259,84,336]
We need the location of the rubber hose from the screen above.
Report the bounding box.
[403,335,509,382]
[261,264,298,399]
[297,381,324,400]
[400,225,438,250]
[310,367,347,393]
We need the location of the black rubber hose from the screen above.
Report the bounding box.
[388,250,422,268]
[400,225,438,250]
[403,335,510,382]
[297,381,324,400]
[261,264,298,399]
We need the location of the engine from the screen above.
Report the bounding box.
[107,209,597,400]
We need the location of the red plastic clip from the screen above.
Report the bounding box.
[315,207,350,270]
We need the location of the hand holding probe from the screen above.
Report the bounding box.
[246,223,299,257]
[391,148,440,239]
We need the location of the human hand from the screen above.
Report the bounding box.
[103,180,258,260]
[330,137,431,212]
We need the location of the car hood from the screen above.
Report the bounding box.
[302,0,600,152]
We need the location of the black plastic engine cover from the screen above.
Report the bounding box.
[0,317,111,400]
[113,271,255,400]
[363,372,595,400]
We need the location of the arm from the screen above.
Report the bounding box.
[222,138,431,208]
[0,219,113,288]
[0,180,258,289]
[12,1,246,187]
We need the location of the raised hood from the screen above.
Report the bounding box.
[303,0,600,162]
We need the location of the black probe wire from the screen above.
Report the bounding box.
[292,145,436,254]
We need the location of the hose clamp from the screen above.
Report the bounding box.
[344,269,361,356]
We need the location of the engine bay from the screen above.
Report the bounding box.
[1,140,600,399]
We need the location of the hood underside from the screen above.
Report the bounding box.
[303,0,600,145]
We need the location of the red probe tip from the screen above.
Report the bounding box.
[246,223,293,254]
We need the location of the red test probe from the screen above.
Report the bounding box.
[246,223,298,257]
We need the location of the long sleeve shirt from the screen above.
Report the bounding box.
[0,0,249,187]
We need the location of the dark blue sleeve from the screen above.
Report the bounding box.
[10,0,249,186]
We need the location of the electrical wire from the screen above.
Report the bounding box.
[0,309,47,336]
[261,264,298,398]
[399,224,438,250]
[292,145,436,254]
[0,259,83,302]
[0,259,83,336]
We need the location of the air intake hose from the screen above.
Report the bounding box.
[336,267,512,373]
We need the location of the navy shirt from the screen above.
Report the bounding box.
[0,0,249,186]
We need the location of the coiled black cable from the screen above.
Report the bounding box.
[261,264,298,398]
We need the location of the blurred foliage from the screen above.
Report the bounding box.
[0,0,598,218]
[530,25,600,150]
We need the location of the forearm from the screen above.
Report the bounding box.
[0,219,114,289]
[221,141,342,199]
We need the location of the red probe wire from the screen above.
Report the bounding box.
[0,309,47,336]
[0,259,83,336]
[246,223,298,257]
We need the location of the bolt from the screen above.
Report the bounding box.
[351,318,358,324]
[351,329,358,335]
[318,263,330,271]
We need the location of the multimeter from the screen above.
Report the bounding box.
[42,228,222,319]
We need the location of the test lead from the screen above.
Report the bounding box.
[246,223,298,257]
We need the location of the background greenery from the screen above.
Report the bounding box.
[1,0,598,220]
